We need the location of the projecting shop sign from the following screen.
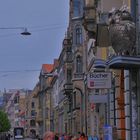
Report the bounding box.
[87,72,111,89]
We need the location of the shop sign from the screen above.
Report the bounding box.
[87,72,111,89]
[89,95,108,103]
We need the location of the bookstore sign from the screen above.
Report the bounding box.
[87,72,111,89]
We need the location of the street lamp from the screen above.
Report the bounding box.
[0,27,31,36]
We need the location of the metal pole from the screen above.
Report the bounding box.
[137,69,140,140]
[84,75,88,135]
[107,89,110,125]
[106,66,110,125]
[136,0,140,139]
[129,70,132,140]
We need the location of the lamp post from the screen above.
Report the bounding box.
[0,27,31,36]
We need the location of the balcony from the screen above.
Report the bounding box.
[83,5,96,38]
[63,83,73,95]
[73,73,84,81]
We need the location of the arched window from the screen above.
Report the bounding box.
[76,26,82,45]
[76,55,82,73]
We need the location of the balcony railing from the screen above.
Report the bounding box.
[63,83,73,95]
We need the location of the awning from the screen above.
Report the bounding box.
[106,56,140,69]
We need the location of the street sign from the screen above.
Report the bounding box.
[87,72,111,89]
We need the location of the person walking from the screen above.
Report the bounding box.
[43,131,55,140]
[55,133,59,140]
[79,133,87,140]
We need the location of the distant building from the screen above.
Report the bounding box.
[25,89,38,138]
[4,89,28,132]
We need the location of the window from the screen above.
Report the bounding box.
[31,102,35,108]
[73,0,83,17]
[14,96,19,104]
[30,120,36,127]
[76,26,82,45]
[76,56,82,73]
[45,108,49,119]
[73,93,76,109]
[31,110,36,117]
[67,69,72,82]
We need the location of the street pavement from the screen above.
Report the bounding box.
[10,138,38,140]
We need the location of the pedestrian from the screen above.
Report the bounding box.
[55,133,59,140]
[43,131,55,140]
[93,136,98,140]
[71,135,77,140]
[79,133,87,140]
[93,132,99,140]
[88,135,93,140]
[77,132,81,140]
[60,134,65,140]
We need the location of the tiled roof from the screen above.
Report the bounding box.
[42,64,54,74]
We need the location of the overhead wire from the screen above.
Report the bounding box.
[0,69,40,73]
[0,23,68,38]
[0,69,40,78]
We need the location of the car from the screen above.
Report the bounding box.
[13,127,24,139]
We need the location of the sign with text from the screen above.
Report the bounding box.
[87,72,111,89]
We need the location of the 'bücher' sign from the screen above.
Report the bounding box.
[87,72,112,89]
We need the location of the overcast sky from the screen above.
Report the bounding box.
[0,0,69,91]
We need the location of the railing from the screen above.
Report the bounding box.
[73,73,84,80]
[63,83,73,96]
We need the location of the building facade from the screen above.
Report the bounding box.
[25,89,38,138]
[32,0,140,140]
